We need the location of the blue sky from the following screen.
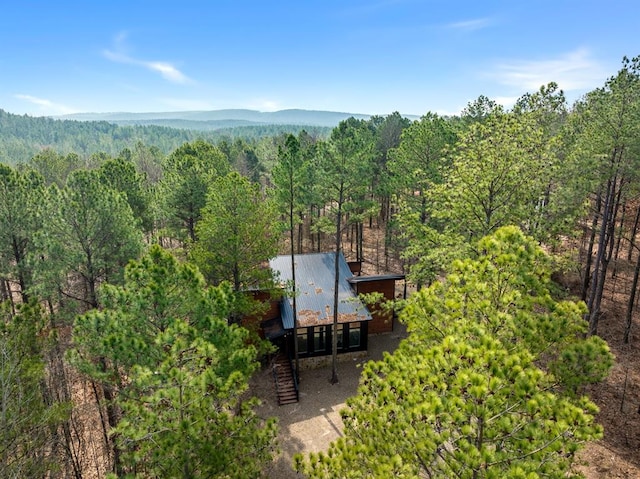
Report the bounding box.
[1,0,639,117]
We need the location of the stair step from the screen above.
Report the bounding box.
[273,353,299,405]
[279,395,298,401]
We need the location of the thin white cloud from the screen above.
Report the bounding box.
[257,100,281,112]
[159,98,214,111]
[492,96,520,109]
[245,99,284,112]
[447,17,493,32]
[103,32,192,84]
[145,62,190,84]
[15,94,78,115]
[491,48,608,92]
[102,49,129,64]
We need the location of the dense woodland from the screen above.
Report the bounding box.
[1,55,640,478]
[0,109,331,166]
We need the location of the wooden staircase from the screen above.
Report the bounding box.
[272,353,299,405]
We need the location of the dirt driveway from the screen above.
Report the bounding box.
[252,323,408,478]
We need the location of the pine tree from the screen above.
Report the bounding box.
[70,245,278,477]
[295,227,611,478]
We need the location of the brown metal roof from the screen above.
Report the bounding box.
[269,252,372,328]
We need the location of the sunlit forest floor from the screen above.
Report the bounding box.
[565,261,640,478]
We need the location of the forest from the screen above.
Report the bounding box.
[0,108,331,166]
[1,55,639,478]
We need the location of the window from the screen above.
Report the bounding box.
[314,326,326,353]
[336,324,344,350]
[297,330,308,354]
[348,324,361,348]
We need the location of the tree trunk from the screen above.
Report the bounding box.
[0,279,13,315]
[331,184,344,385]
[289,193,300,380]
[98,357,122,476]
[582,191,602,301]
[349,222,354,253]
[310,206,315,252]
[380,194,390,224]
[358,222,364,263]
[0,277,7,302]
[11,235,29,303]
[624,243,640,343]
[187,215,196,244]
[608,187,625,299]
[297,212,304,254]
[612,199,626,278]
[317,207,322,253]
[627,202,640,261]
[588,174,619,335]
[607,180,624,264]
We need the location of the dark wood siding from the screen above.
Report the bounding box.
[240,290,282,338]
[353,279,396,333]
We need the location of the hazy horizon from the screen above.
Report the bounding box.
[2,1,639,117]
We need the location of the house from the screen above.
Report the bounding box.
[265,252,406,359]
[269,252,371,360]
[248,252,404,404]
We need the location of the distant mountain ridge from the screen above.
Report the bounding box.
[0,108,337,165]
[55,108,418,129]
[0,107,418,165]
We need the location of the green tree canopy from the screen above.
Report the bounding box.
[0,165,45,302]
[386,112,460,285]
[190,171,280,293]
[98,156,153,232]
[114,317,277,478]
[71,245,278,477]
[160,139,230,242]
[388,112,456,219]
[33,169,144,311]
[297,326,602,479]
[403,226,612,388]
[0,302,68,478]
[296,227,611,478]
[434,113,553,242]
[24,149,83,187]
[459,94,504,126]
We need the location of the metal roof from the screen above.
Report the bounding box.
[269,252,372,329]
[347,274,405,283]
[260,317,287,340]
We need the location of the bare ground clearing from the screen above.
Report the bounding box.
[252,321,408,478]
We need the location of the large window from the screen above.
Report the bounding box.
[348,324,361,348]
[297,330,308,354]
[296,323,365,357]
[314,326,326,353]
[336,324,344,350]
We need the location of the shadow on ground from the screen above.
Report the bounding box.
[252,322,408,478]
